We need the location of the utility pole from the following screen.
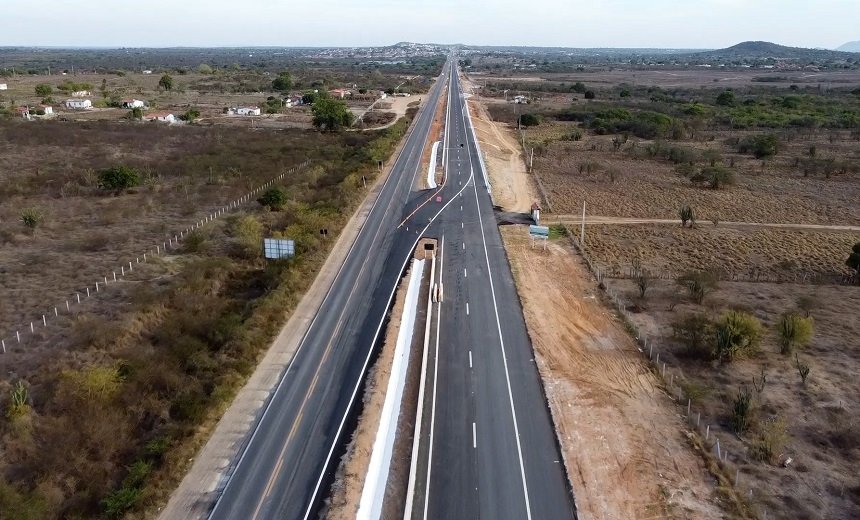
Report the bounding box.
[580,201,586,247]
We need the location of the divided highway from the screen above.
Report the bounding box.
[208,62,452,520]
[409,60,577,519]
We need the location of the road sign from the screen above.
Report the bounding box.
[529,225,549,237]
[264,238,295,259]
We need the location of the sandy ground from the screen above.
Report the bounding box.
[502,228,725,519]
[461,77,537,213]
[326,264,412,519]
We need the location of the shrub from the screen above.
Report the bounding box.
[231,214,263,258]
[730,386,755,433]
[739,133,780,158]
[795,294,818,317]
[691,165,735,189]
[847,243,860,283]
[98,165,141,191]
[584,90,596,100]
[672,313,713,358]
[776,312,814,355]
[20,208,43,234]
[678,205,696,228]
[257,186,288,210]
[795,354,811,385]
[5,381,30,422]
[751,416,789,464]
[713,310,762,362]
[716,89,736,106]
[179,108,201,122]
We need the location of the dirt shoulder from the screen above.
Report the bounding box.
[502,228,725,519]
[460,78,537,213]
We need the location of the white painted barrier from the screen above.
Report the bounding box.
[427,141,440,189]
[357,259,426,520]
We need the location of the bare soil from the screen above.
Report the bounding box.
[502,227,726,519]
[464,91,537,213]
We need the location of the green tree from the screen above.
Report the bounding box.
[776,312,814,355]
[257,186,288,210]
[98,165,141,191]
[231,215,263,258]
[571,82,587,94]
[311,96,354,132]
[197,63,213,74]
[20,208,43,235]
[130,107,143,120]
[34,83,52,96]
[713,310,762,363]
[584,90,596,100]
[691,165,735,189]
[302,91,320,105]
[179,108,201,122]
[158,74,173,91]
[519,113,541,127]
[847,243,860,283]
[272,71,292,91]
[716,89,736,106]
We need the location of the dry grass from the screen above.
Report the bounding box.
[582,224,860,279]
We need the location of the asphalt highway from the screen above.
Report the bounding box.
[208,62,452,520]
[415,60,577,520]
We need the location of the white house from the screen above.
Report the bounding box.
[143,111,175,123]
[230,106,261,116]
[65,98,92,110]
[39,105,53,115]
[71,90,91,97]
[142,70,153,75]
[0,83,7,90]
[511,95,528,104]
[16,107,30,120]
[121,99,146,109]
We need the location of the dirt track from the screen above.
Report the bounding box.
[549,215,860,232]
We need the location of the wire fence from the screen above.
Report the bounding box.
[560,227,777,518]
[0,159,312,354]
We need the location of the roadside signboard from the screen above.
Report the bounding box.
[264,238,295,259]
[529,225,549,237]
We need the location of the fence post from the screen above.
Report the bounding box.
[54,307,58,316]
[86,287,90,297]
[706,425,710,440]
[114,272,117,281]
[66,301,70,312]
[95,282,99,292]
[76,293,81,303]
[16,331,20,343]
[30,322,34,333]
[1,340,5,353]
[42,315,46,326]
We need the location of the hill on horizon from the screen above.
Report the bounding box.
[691,40,856,61]
[837,41,860,52]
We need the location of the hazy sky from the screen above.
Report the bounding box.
[3,0,858,49]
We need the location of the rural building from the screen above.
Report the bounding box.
[16,107,31,120]
[71,90,91,97]
[143,111,175,123]
[511,95,528,104]
[0,83,7,90]
[64,98,92,110]
[142,70,153,75]
[39,105,54,115]
[230,106,261,116]
[329,88,351,98]
[121,99,145,109]
[284,97,303,107]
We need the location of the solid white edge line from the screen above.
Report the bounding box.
[459,67,533,520]
[301,62,457,520]
[469,350,473,369]
[207,59,444,520]
[422,233,443,520]
[472,422,477,449]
